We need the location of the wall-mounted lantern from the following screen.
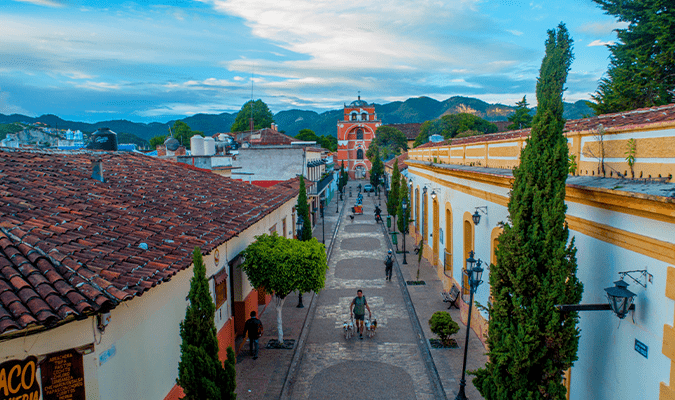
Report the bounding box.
[472,206,488,225]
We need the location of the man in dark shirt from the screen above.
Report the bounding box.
[244,310,263,359]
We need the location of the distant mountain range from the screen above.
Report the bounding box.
[0,96,593,142]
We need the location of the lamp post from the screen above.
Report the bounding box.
[295,216,305,308]
[320,194,325,244]
[402,199,408,265]
[336,187,340,213]
[455,250,484,400]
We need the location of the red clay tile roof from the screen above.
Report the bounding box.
[249,128,296,146]
[0,148,295,335]
[385,152,409,171]
[414,103,675,149]
[382,123,422,140]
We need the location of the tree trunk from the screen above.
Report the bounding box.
[275,295,285,343]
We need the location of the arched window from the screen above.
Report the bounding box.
[351,112,357,121]
[356,149,364,159]
[361,112,367,121]
[356,129,364,140]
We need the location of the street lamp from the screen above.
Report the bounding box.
[295,216,305,308]
[402,199,408,265]
[320,193,325,244]
[455,250,484,400]
[336,187,340,213]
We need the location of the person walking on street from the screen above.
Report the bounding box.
[349,290,371,339]
[384,250,394,281]
[244,310,263,359]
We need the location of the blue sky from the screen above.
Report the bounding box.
[1,0,624,123]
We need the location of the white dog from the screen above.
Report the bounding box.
[343,319,354,339]
[365,318,377,338]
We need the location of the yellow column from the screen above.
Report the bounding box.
[661,266,675,400]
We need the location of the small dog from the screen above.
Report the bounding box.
[365,318,377,338]
[343,320,354,339]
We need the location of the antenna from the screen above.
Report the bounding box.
[250,64,254,135]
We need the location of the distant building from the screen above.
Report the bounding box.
[337,96,382,179]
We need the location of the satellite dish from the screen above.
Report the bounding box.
[164,136,179,151]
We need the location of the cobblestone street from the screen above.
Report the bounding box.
[283,186,444,400]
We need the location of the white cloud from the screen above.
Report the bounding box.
[588,40,614,47]
[72,81,121,91]
[578,21,628,36]
[507,29,523,36]
[13,0,63,7]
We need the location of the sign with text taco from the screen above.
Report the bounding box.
[0,356,40,400]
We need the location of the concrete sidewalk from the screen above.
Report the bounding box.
[234,191,344,399]
[234,183,488,399]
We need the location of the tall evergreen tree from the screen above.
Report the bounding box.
[507,96,534,130]
[473,24,584,400]
[396,170,410,234]
[296,176,312,241]
[177,247,236,400]
[590,0,674,114]
[387,162,400,229]
[369,146,385,190]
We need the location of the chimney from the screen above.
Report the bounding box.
[92,158,105,182]
[271,123,277,132]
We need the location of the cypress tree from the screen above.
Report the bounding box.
[473,23,583,400]
[297,176,312,241]
[387,161,400,229]
[177,247,237,400]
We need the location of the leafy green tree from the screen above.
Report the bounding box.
[507,96,533,130]
[473,23,584,400]
[369,146,385,190]
[591,0,675,114]
[318,135,337,152]
[170,121,204,150]
[387,162,400,229]
[374,126,408,158]
[396,169,409,234]
[414,113,498,146]
[295,129,319,142]
[339,161,349,191]
[242,234,327,343]
[296,176,313,241]
[149,135,167,149]
[177,247,236,400]
[231,99,275,132]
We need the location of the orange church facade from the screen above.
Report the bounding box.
[336,96,382,179]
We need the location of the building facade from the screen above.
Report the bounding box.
[406,103,675,400]
[337,96,381,179]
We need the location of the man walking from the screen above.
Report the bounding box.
[349,290,371,339]
[244,310,263,359]
[384,250,394,281]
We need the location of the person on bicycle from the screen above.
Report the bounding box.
[349,289,371,339]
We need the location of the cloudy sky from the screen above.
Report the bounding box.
[1,0,623,123]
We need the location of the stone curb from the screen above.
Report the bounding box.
[279,195,348,400]
[380,222,449,400]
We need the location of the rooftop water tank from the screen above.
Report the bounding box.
[89,127,118,151]
[203,137,216,156]
[190,135,204,156]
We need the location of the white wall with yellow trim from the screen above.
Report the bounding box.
[407,160,674,400]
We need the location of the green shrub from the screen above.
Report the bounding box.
[429,311,459,345]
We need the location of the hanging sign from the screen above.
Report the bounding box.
[634,339,648,359]
[0,356,40,400]
[41,349,85,400]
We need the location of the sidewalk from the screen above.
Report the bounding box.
[234,191,343,399]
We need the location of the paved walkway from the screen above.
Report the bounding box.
[235,183,488,399]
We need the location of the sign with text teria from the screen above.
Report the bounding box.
[40,349,85,400]
[0,356,40,400]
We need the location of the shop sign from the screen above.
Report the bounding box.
[40,349,85,400]
[0,356,40,400]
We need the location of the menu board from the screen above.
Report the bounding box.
[40,349,85,400]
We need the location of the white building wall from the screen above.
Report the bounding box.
[408,163,674,400]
